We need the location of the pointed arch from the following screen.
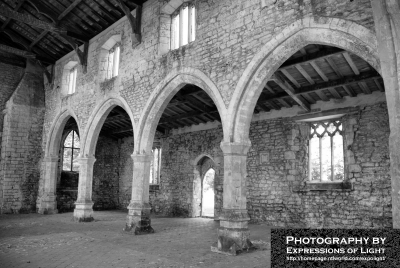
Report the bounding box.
[45,108,81,157]
[227,16,380,143]
[80,96,135,157]
[136,67,227,153]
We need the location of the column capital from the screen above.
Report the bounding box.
[220,141,251,155]
[131,152,152,162]
[78,155,96,165]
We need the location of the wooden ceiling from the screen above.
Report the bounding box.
[98,44,384,139]
[0,0,146,66]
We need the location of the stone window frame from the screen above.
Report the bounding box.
[159,0,196,55]
[98,34,122,82]
[295,110,355,191]
[61,61,78,96]
[308,119,344,182]
[62,130,80,172]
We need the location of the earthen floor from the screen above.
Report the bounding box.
[0,211,271,268]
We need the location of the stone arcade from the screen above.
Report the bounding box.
[0,0,399,258]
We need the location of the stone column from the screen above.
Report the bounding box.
[371,0,400,228]
[124,153,154,234]
[73,156,96,222]
[212,141,253,255]
[37,156,59,214]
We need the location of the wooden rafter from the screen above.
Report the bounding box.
[0,4,67,34]
[117,0,141,46]
[295,64,315,84]
[58,0,82,21]
[0,0,26,31]
[325,57,344,78]
[273,73,311,111]
[343,52,360,75]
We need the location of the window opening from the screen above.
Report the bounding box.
[63,130,80,172]
[106,44,120,80]
[68,67,77,94]
[309,120,344,181]
[171,4,196,50]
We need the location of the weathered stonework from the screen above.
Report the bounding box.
[0,60,45,214]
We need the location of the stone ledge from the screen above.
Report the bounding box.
[292,181,353,192]
[149,184,160,191]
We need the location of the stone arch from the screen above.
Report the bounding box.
[38,108,81,214]
[136,67,227,153]
[45,108,81,157]
[81,96,135,157]
[228,16,380,143]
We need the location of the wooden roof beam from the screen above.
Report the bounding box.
[309,61,329,82]
[342,85,356,97]
[0,43,36,58]
[279,47,344,70]
[273,73,311,112]
[58,0,82,21]
[0,0,25,31]
[343,52,360,75]
[280,69,301,88]
[326,57,344,78]
[158,110,220,124]
[0,4,67,34]
[117,0,141,47]
[295,64,315,85]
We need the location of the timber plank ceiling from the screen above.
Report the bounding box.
[0,0,146,66]
[100,44,384,139]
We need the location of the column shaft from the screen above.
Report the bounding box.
[73,156,96,222]
[212,141,254,255]
[124,153,154,234]
[37,156,59,214]
[371,0,400,228]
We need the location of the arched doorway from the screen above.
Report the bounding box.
[202,168,215,217]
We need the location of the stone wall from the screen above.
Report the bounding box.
[247,102,391,228]
[149,102,391,228]
[93,136,121,210]
[149,126,224,217]
[0,60,45,213]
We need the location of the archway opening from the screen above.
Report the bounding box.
[92,106,134,211]
[57,117,80,213]
[246,43,387,228]
[202,168,215,217]
[147,84,223,218]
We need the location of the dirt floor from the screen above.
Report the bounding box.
[0,211,271,268]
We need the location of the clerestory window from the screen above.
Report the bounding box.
[309,120,344,182]
[106,44,120,80]
[171,4,196,50]
[68,67,77,94]
[63,130,80,172]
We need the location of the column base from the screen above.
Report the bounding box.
[211,209,255,255]
[124,202,154,235]
[73,201,94,222]
[36,194,58,215]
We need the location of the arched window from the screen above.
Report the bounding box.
[63,130,80,172]
[105,44,120,80]
[171,3,196,50]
